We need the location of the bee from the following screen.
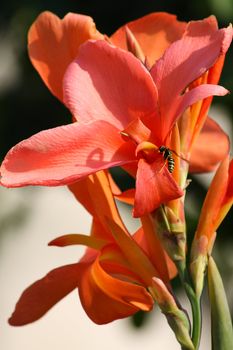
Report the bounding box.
[158,146,175,173]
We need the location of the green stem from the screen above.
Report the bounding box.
[177,260,202,349]
[186,285,201,349]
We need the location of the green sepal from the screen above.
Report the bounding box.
[164,308,194,350]
[208,256,233,350]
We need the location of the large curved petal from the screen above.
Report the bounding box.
[78,216,134,264]
[68,177,96,216]
[133,222,177,280]
[111,12,186,68]
[28,11,104,102]
[88,218,113,243]
[185,18,229,144]
[150,22,232,139]
[134,158,183,217]
[185,15,217,35]
[78,220,110,265]
[9,263,84,326]
[172,84,228,129]
[190,117,230,173]
[63,40,159,129]
[68,171,126,232]
[97,247,145,287]
[133,224,171,283]
[106,219,157,284]
[191,54,225,143]
[79,255,153,324]
[0,120,136,188]
[68,171,118,218]
[122,118,151,144]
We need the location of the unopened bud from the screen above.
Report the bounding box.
[149,277,194,350]
[125,26,145,63]
[190,234,216,298]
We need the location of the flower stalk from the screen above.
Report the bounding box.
[176,260,202,350]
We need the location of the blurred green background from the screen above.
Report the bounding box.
[0,0,232,325]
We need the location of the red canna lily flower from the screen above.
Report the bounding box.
[1,22,231,216]
[27,11,230,172]
[8,170,177,326]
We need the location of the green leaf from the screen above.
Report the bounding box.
[208,256,233,350]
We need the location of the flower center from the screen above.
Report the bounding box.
[135,141,159,163]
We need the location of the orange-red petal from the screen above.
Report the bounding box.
[28,11,104,102]
[111,12,186,68]
[78,255,153,324]
[48,233,107,250]
[9,263,84,326]
[215,158,233,228]
[195,155,230,240]
[106,219,157,285]
[190,117,230,173]
[68,177,96,216]
[63,40,159,129]
[138,217,172,283]
[0,120,136,188]
[114,188,135,206]
[134,158,183,217]
[150,23,232,141]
